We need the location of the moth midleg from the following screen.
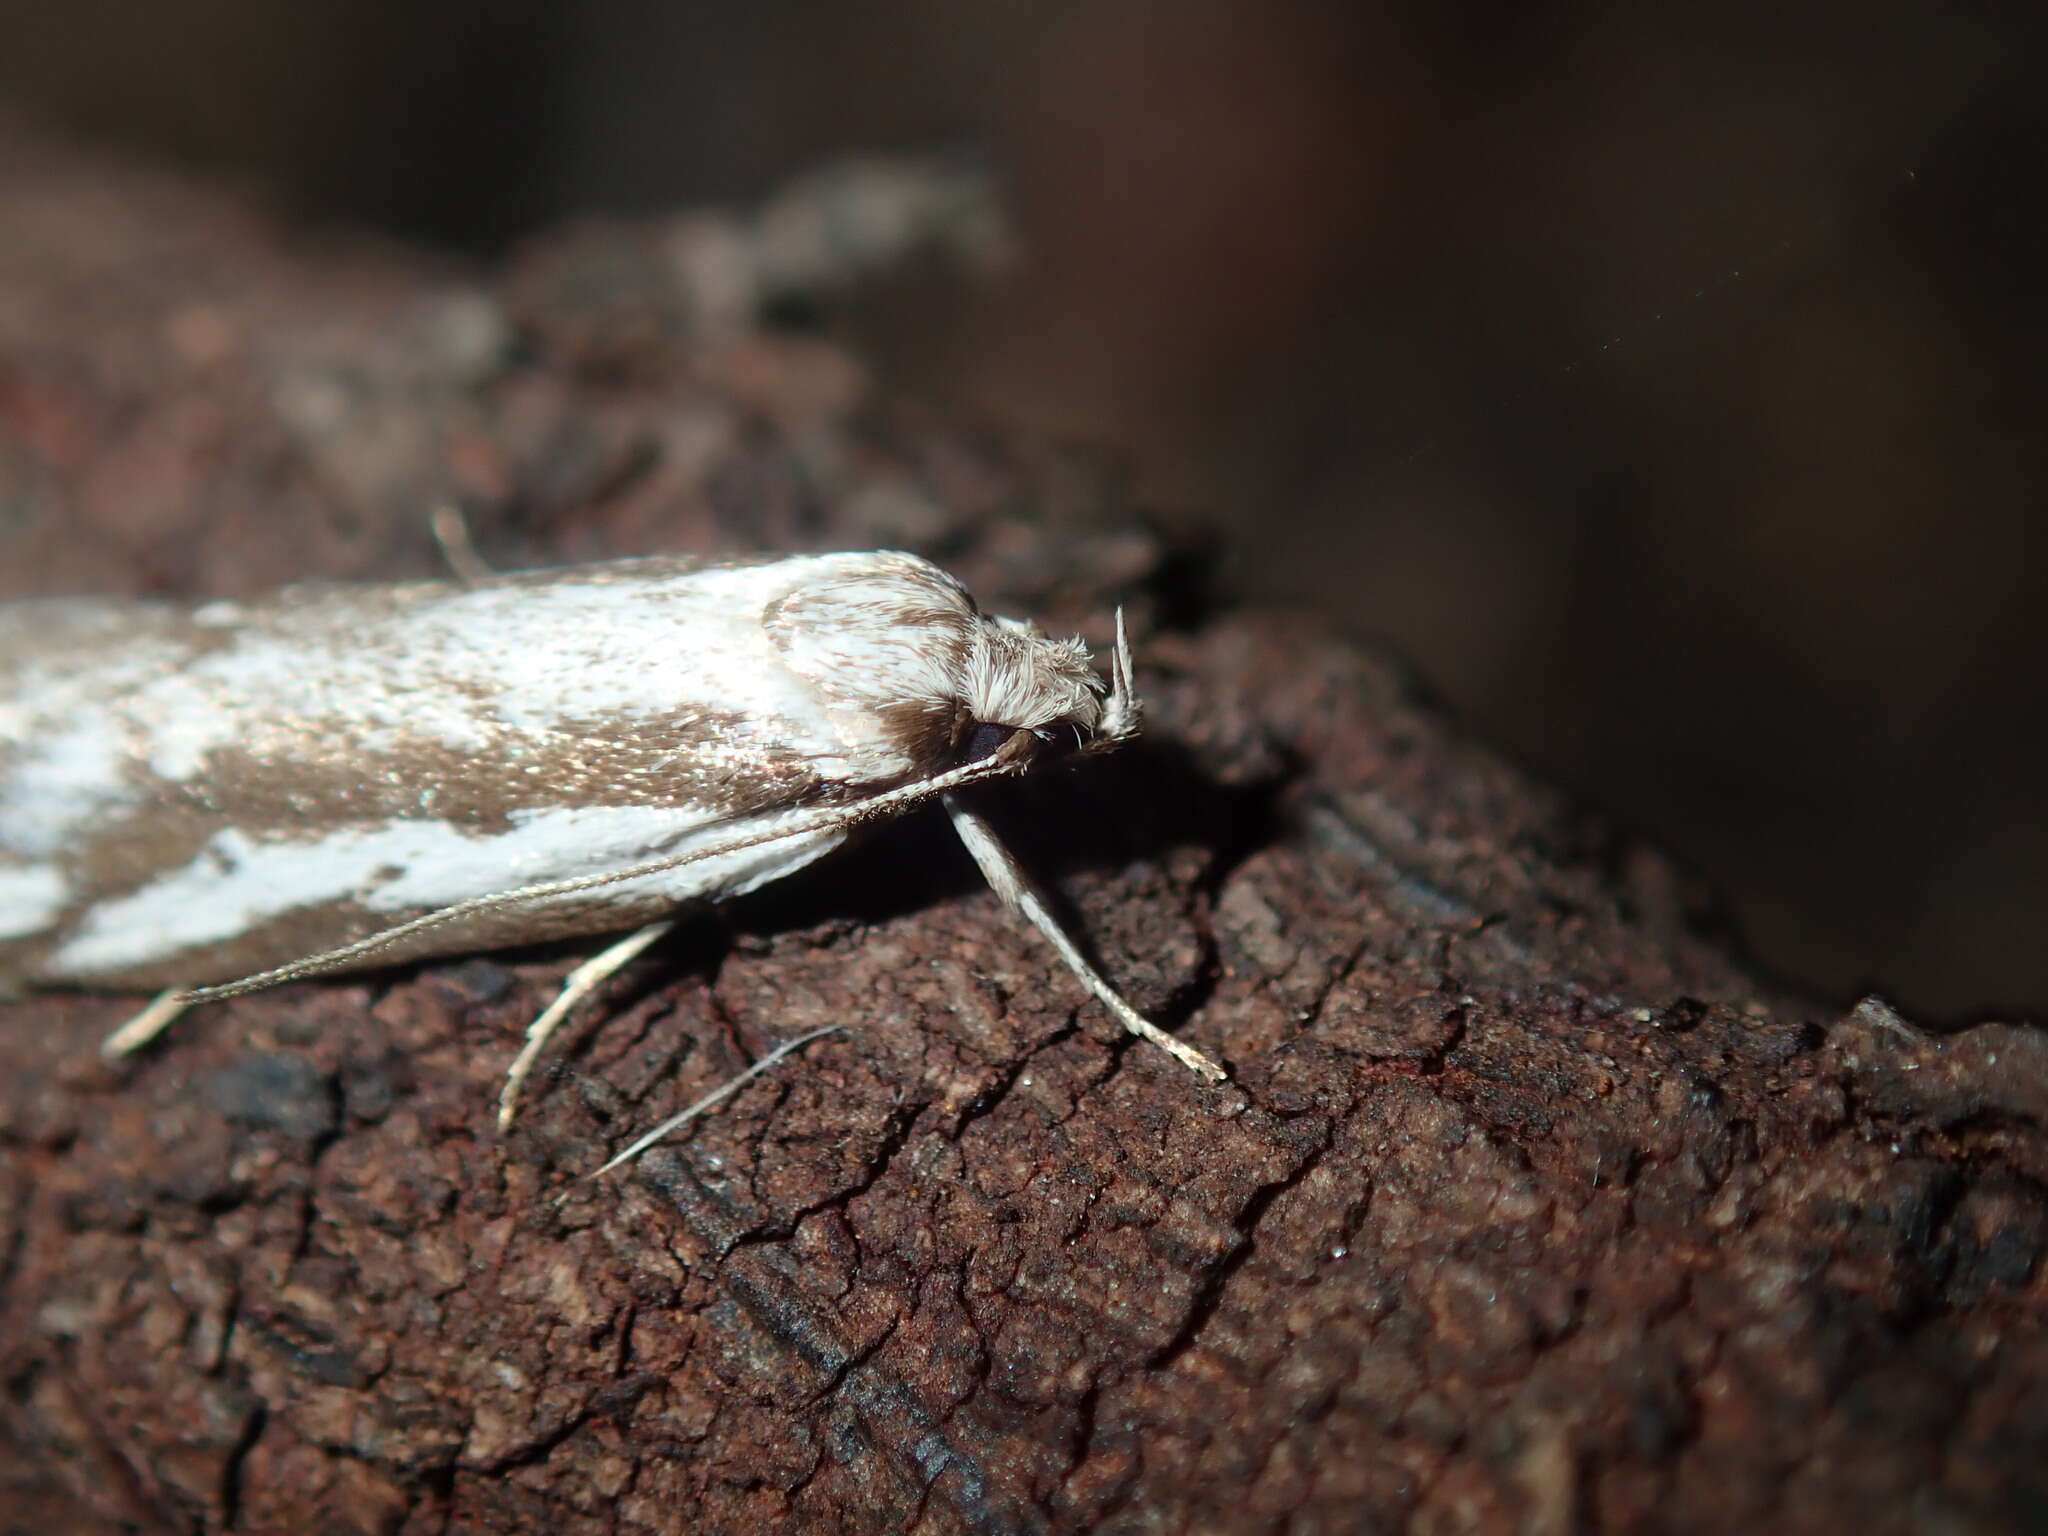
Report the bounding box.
[429,503,494,584]
[499,917,677,1130]
[101,988,191,1059]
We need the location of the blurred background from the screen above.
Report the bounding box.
[0,0,2041,1021]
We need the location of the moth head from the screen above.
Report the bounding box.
[763,552,1141,782]
[953,606,1140,769]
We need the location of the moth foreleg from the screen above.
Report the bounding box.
[943,795,1228,1083]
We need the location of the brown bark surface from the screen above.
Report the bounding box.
[2,116,2044,1536]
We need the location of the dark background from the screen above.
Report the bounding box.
[1,0,2042,1021]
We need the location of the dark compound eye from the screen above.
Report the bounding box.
[961,721,1012,763]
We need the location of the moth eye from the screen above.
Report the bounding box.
[961,721,1012,763]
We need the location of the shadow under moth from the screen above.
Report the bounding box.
[0,550,1225,1166]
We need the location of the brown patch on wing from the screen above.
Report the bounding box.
[185,708,828,831]
[44,704,839,926]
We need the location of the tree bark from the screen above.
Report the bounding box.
[1,115,2042,1536]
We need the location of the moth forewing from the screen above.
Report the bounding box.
[0,551,1225,1152]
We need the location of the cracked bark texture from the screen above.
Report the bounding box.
[2,117,2045,1536]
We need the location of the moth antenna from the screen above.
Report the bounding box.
[942,795,1226,1082]
[171,752,1028,1009]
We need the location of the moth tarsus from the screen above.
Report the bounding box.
[576,1023,848,1185]
[3,551,1227,1163]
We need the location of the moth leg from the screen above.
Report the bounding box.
[942,796,1229,1082]
[429,503,495,585]
[499,919,677,1131]
[582,1024,844,1183]
[100,987,192,1059]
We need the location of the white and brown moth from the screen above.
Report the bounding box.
[0,550,1225,1146]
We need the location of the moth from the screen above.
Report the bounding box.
[0,550,1225,1142]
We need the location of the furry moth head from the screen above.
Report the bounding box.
[759,550,1139,780]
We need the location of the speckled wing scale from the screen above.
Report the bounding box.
[0,550,1224,1150]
